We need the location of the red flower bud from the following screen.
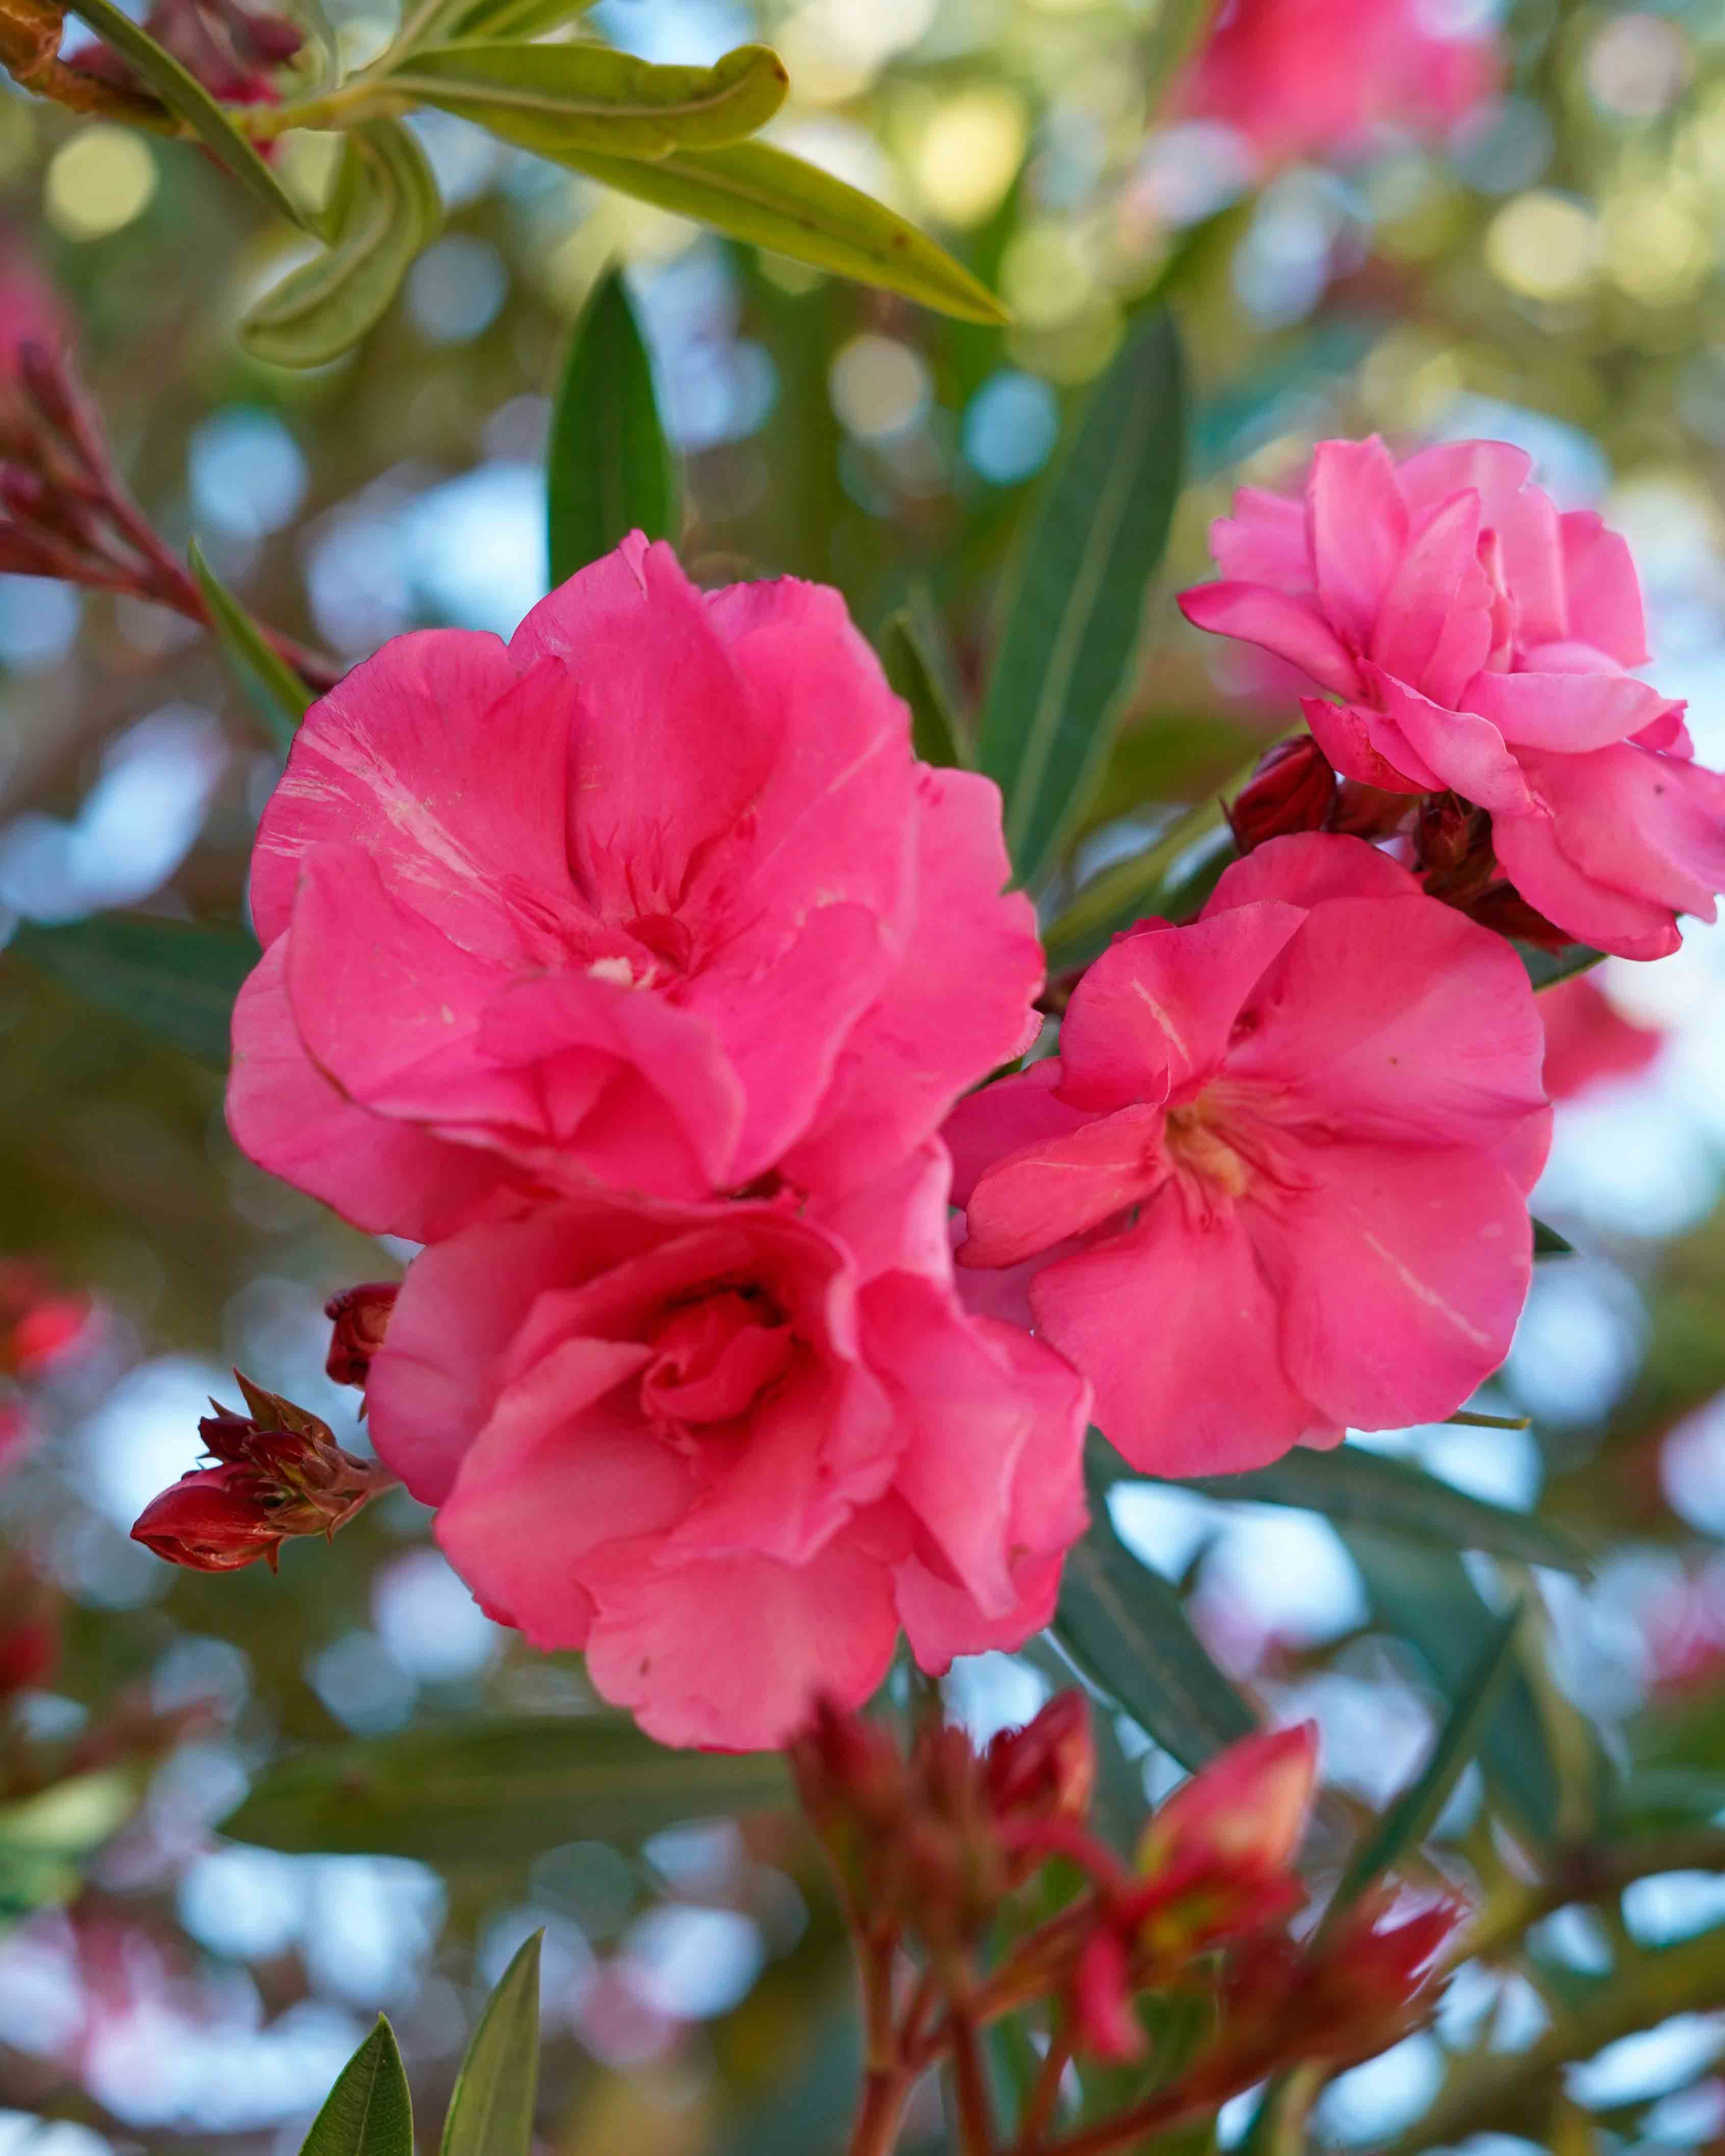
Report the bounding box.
[1329,778,1415,840]
[1226,737,1336,853]
[1292,1895,1463,2063]
[984,1692,1095,1825]
[790,1695,908,1838]
[1139,1723,1317,1882]
[131,1463,293,1571]
[0,1568,60,1696]
[1071,1927,1143,2061]
[324,1282,397,1388]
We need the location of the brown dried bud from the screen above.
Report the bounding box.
[1225,737,1337,853]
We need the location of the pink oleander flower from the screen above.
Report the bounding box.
[229,536,1041,1240]
[1540,975,1663,1102]
[945,833,1551,1474]
[364,1145,1089,1750]
[1174,0,1498,173]
[1180,438,1725,960]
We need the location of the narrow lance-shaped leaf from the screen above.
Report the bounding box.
[241,121,441,370]
[1520,941,1606,991]
[69,0,316,233]
[388,40,789,161]
[300,2018,412,2156]
[1534,1217,1576,1258]
[977,308,1186,888]
[880,592,967,769]
[546,268,678,585]
[1323,1600,1525,1930]
[189,538,314,753]
[386,0,594,52]
[1054,1465,1257,1769]
[550,139,1009,326]
[8,915,257,1069]
[441,1932,541,2156]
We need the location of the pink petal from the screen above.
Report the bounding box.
[226,939,514,1245]
[1365,666,1534,816]
[1634,703,1692,756]
[1058,901,1306,1110]
[1206,830,1418,913]
[1212,487,1311,588]
[1222,892,1550,1178]
[1369,490,1492,707]
[782,766,1043,1195]
[1251,1144,1531,1431]
[1559,510,1649,667]
[1300,694,1441,793]
[581,1535,900,1749]
[1510,743,1725,931]
[1029,1205,1337,1476]
[1541,977,1663,1102]
[251,637,566,956]
[1463,668,1667,753]
[1306,437,1409,651]
[1490,808,1683,962]
[959,1103,1169,1268]
[1178,583,1363,697]
[944,1062,1094,1205]
[809,1142,955,1290]
[1397,442,1567,649]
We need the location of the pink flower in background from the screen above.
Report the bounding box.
[230,536,1040,1241]
[0,227,67,381]
[365,1145,1089,1750]
[1540,975,1663,1102]
[1174,0,1498,172]
[946,834,1550,1475]
[1180,438,1725,959]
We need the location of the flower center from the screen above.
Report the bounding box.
[1163,1096,1254,1202]
[640,1285,796,1430]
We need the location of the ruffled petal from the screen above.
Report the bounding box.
[1559,510,1650,667]
[959,1103,1169,1268]
[1300,694,1441,793]
[1307,437,1410,651]
[1463,667,1668,754]
[1178,583,1364,697]
[1364,665,1534,816]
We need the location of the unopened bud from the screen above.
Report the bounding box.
[1329,778,1415,840]
[1225,737,1336,852]
[325,1282,397,1388]
[1139,1724,1318,1882]
[1296,1895,1462,2062]
[132,1463,296,1571]
[1071,1927,1143,2061]
[984,1692,1095,1825]
[1460,880,1572,950]
[790,1696,907,1840]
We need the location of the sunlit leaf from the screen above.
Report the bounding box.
[387,40,788,160]
[441,1932,541,2156]
[977,309,1186,888]
[546,267,678,584]
[550,139,1009,324]
[396,0,596,47]
[300,2018,412,2156]
[222,1714,790,1863]
[8,915,256,1069]
[240,120,441,369]
[189,538,314,753]
[69,0,316,232]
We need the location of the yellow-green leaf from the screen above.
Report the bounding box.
[300,2019,412,2156]
[240,120,440,369]
[189,537,314,752]
[388,40,788,161]
[440,1934,541,2156]
[554,139,1009,325]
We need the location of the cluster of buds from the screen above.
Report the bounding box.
[1226,739,1572,946]
[129,1373,392,1573]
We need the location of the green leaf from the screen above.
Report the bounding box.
[1521,942,1606,991]
[301,2018,412,2156]
[222,1714,790,1864]
[546,268,678,585]
[393,0,595,48]
[441,1932,541,2156]
[1054,1471,1257,1770]
[1343,1532,1562,1846]
[389,40,788,160]
[8,914,256,1068]
[880,591,967,769]
[189,538,313,753]
[976,308,1186,888]
[1534,1217,1577,1258]
[548,140,1009,325]
[1324,1601,1524,1926]
[241,120,441,369]
[69,0,315,233]
[1043,802,1241,976]
[1134,1445,1591,1580]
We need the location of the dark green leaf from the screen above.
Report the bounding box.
[70,0,315,233]
[1343,1532,1562,1846]
[1043,807,1240,976]
[241,121,440,369]
[548,140,1009,324]
[8,915,256,1069]
[1521,942,1606,991]
[222,1715,790,1864]
[1325,1601,1524,1925]
[1535,1217,1576,1258]
[546,268,678,584]
[389,40,788,159]
[880,591,966,769]
[301,2018,412,2156]
[189,538,313,753]
[1055,1470,1257,1769]
[977,309,1186,887]
[441,1932,541,2156]
[1131,1444,1591,1579]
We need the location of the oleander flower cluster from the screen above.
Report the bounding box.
[173,448,1715,1752]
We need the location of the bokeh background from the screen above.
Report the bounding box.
[6,0,1725,2147]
